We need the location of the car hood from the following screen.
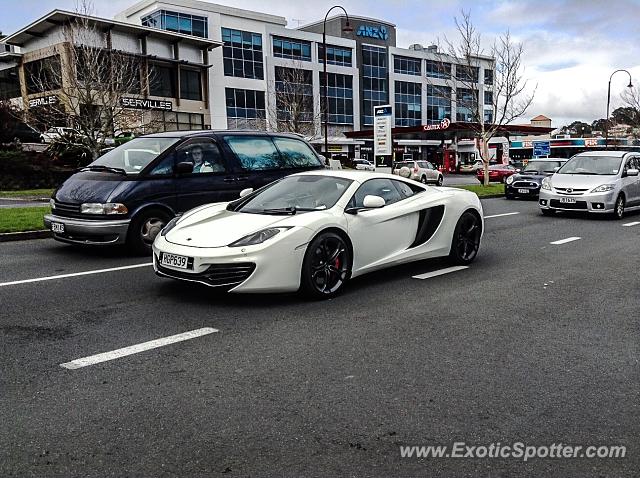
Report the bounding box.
[550,174,617,189]
[165,203,309,248]
[511,173,547,182]
[54,171,123,204]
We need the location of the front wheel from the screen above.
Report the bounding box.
[613,195,625,219]
[301,232,351,299]
[436,175,443,186]
[449,211,482,265]
[127,209,171,255]
[420,176,427,184]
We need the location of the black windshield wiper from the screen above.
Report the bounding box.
[81,165,127,175]
[261,206,326,215]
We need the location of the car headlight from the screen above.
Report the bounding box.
[541,178,552,190]
[160,214,182,236]
[591,184,615,193]
[80,203,128,215]
[506,175,515,185]
[228,227,292,247]
[50,198,56,209]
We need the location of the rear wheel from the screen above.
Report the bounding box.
[449,211,482,265]
[613,194,625,219]
[301,232,351,299]
[127,209,171,255]
[436,175,443,186]
[420,175,427,184]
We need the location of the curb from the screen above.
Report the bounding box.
[0,230,52,242]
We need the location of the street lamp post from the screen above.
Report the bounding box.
[605,69,633,149]
[322,6,352,163]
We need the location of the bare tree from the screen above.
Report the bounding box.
[266,64,321,139]
[431,11,536,185]
[22,1,157,158]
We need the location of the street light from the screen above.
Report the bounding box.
[605,69,633,148]
[322,6,352,162]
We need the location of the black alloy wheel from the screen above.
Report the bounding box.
[449,211,482,265]
[301,232,351,299]
[613,194,625,219]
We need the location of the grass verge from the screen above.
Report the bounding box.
[0,189,55,199]
[0,207,50,233]
[452,184,505,197]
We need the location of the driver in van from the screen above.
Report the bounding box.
[191,145,225,173]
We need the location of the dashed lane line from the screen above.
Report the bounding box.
[413,266,469,280]
[550,237,581,245]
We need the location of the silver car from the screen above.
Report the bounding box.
[539,151,640,219]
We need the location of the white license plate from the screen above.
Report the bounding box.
[161,253,189,269]
[51,222,64,233]
[560,197,577,204]
[518,189,529,194]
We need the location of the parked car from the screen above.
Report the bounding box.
[539,151,640,219]
[392,160,443,185]
[104,131,136,147]
[505,158,568,199]
[477,163,519,183]
[44,131,326,254]
[153,170,483,298]
[40,127,75,143]
[353,159,375,171]
[459,160,484,174]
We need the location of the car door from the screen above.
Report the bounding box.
[344,178,420,272]
[174,137,243,212]
[624,156,640,206]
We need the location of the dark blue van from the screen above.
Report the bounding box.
[44,130,325,254]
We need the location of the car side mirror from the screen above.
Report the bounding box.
[239,187,254,198]
[176,161,194,174]
[625,168,639,177]
[362,195,386,209]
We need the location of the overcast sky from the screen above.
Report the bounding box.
[2,0,639,127]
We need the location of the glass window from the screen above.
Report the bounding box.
[221,28,263,79]
[176,140,226,174]
[142,10,208,37]
[91,137,179,174]
[0,67,20,100]
[395,81,421,127]
[275,67,314,123]
[361,45,388,127]
[456,65,479,83]
[224,135,281,170]
[273,137,323,168]
[425,60,450,79]
[484,69,494,85]
[456,88,478,122]
[225,88,266,128]
[394,56,421,76]
[426,85,451,125]
[318,44,352,66]
[350,178,403,208]
[180,69,202,100]
[25,56,61,94]
[148,154,175,176]
[393,180,418,198]
[320,73,354,124]
[272,36,311,61]
[150,64,177,97]
[484,90,493,105]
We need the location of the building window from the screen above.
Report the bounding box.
[426,85,451,124]
[395,81,421,127]
[393,55,421,76]
[153,111,205,132]
[484,90,493,105]
[425,60,451,79]
[141,10,208,38]
[275,67,313,123]
[150,63,177,98]
[456,65,479,83]
[221,28,263,79]
[320,72,354,125]
[24,56,61,94]
[484,109,493,123]
[0,67,21,100]
[180,68,202,101]
[484,69,494,85]
[225,88,266,129]
[318,44,352,66]
[362,45,388,126]
[456,88,478,122]
[272,37,311,61]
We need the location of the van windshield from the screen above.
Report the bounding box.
[91,137,179,174]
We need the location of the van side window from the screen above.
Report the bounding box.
[177,139,227,174]
[273,137,323,168]
[224,136,281,170]
[148,154,175,176]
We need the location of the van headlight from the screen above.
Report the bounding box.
[229,227,292,247]
[541,178,552,190]
[591,184,615,193]
[80,203,128,215]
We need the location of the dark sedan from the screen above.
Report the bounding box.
[505,158,567,199]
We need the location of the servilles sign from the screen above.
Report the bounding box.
[356,24,389,41]
[120,97,173,111]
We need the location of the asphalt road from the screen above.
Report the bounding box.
[1,198,639,477]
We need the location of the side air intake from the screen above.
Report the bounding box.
[408,205,445,248]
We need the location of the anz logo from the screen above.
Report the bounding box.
[356,24,389,41]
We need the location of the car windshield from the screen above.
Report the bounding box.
[523,161,564,174]
[237,175,353,214]
[89,137,179,174]
[557,156,623,176]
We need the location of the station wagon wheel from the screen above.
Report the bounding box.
[437,175,443,186]
[127,209,171,255]
[613,195,625,219]
[301,232,351,299]
[420,176,428,184]
[449,211,482,265]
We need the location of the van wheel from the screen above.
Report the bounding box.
[127,209,171,255]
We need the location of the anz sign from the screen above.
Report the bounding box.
[356,24,389,41]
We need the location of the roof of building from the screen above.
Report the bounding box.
[298,14,396,31]
[531,115,551,121]
[2,10,222,49]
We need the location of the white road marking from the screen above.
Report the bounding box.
[550,237,581,245]
[60,327,219,370]
[483,212,520,219]
[0,263,152,288]
[413,266,469,280]
[622,221,640,227]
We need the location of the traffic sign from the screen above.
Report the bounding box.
[533,141,550,157]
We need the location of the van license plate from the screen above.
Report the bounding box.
[161,253,188,269]
[51,222,64,233]
[560,197,576,204]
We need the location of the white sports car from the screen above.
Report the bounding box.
[153,170,483,298]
